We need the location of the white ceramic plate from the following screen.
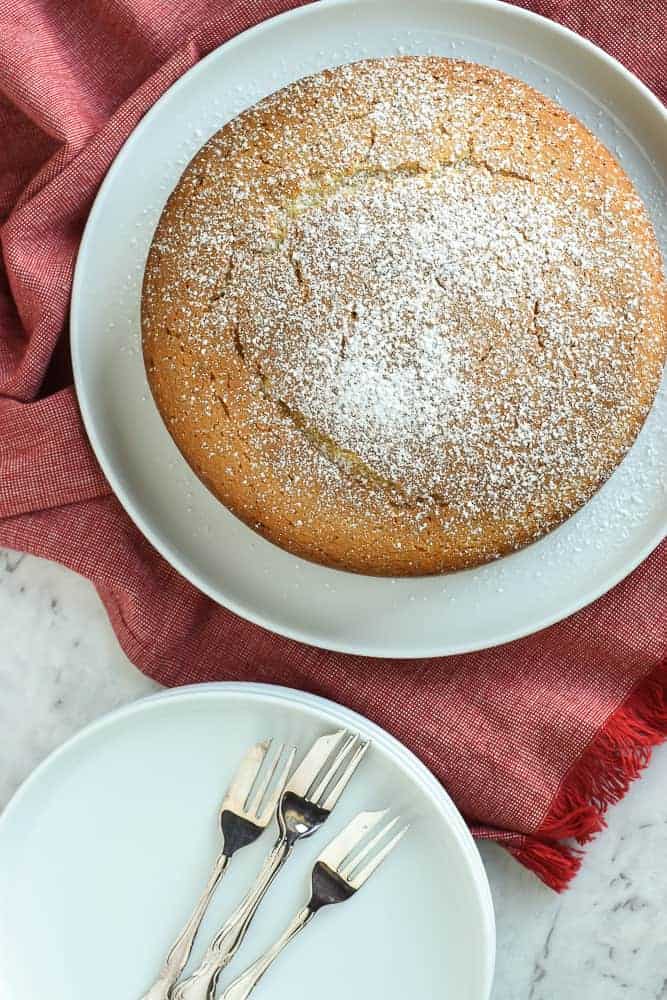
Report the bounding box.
[71,0,667,657]
[0,683,494,1000]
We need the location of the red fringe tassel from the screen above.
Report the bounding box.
[518,658,667,891]
[509,838,582,893]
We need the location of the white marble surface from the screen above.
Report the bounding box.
[1,547,666,999]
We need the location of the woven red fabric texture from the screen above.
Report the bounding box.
[1,0,665,890]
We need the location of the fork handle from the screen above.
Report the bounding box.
[172,835,291,1000]
[221,905,315,1000]
[139,850,230,1000]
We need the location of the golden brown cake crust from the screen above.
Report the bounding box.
[142,57,667,575]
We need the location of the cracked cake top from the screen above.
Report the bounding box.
[141,57,666,575]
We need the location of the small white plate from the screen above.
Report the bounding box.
[71,0,667,656]
[0,683,494,1000]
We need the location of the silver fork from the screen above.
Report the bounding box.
[173,730,369,1000]
[221,810,408,1000]
[139,740,295,1000]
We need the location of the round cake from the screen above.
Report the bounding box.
[142,57,667,575]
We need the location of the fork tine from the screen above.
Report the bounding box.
[319,738,369,810]
[246,741,284,816]
[339,816,400,880]
[318,810,388,871]
[258,745,297,826]
[286,731,347,797]
[247,743,285,815]
[221,740,272,813]
[308,732,357,802]
[349,824,409,887]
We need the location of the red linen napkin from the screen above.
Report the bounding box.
[1,0,665,891]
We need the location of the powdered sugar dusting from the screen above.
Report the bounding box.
[225,157,659,506]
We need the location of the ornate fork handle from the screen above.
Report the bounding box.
[140,850,230,1000]
[221,906,314,1000]
[172,836,291,1000]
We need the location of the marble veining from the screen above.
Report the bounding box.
[1,547,666,999]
